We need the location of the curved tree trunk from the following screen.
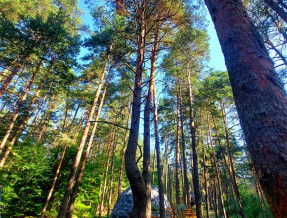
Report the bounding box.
[205,0,287,216]
[124,2,148,216]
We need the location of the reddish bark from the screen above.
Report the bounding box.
[205,0,287,216]
[57,53,110,217]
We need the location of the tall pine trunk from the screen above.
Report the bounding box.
[205,0,287,216]
[118,107,131,197]
[0,58,43,157]
[124,2,148,216]
[142,54,153,217]
[107,130,120,218]
[207,115,227,218]
[57,54,110,217]
[178,82,190,206]
[175,81,181,205]
[98,129,117,218]
[151,22,165,218]
[186,67,202,217]
[201,132,210,218]
[220,101,245,217]
[0,61,23,98]
[66,69,112,217]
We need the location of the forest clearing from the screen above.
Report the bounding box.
[0,0,287,217]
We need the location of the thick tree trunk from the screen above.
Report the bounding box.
[205,0,287,216]
[66,69,112,218]
[124,3,148,216]
[178,82,190,207]
[57,55,110,218]
[186,68,202,217]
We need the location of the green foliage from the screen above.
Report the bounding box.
[0,141,52,216]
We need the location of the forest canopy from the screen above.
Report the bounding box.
[0,0,286,217]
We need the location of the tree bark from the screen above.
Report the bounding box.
[263,0,287,23]
[253,166,270,218]
[178,82,190,207]
[207,115,227,218]
[98,129,117,218]
[152,149,156,184]
[142,54,153,217]
[0,75,20,113]
[150,22,165,217]
[67,97,84,134]
[107,130,120,218]
[0,74,50,167]
[213,181,219,218]
[0,57,43,157]
[201,132,210,218]
[124,2,148,216]
[204,0,287,216]
[57,53,110,218]
[153,71,165,218]
[66,68,112,218]
[186,67,202,217]
[164,136,169,194]
[219,101,245,217]
[175,81,181,205]
[0,61,23,98]
[211,114,240,218]
[118,107,131,197]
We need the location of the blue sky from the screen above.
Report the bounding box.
[78,0,227,72]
